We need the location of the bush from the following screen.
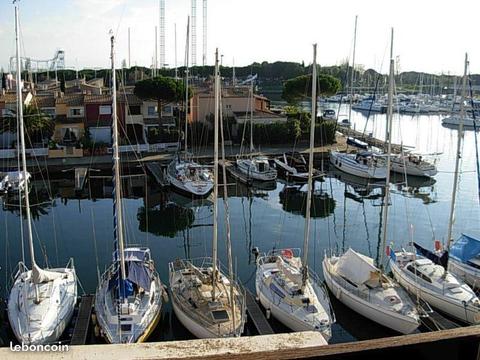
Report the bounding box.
[147,128,180,143]
[314,121,336,146]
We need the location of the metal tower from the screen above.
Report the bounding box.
[191,0,197,66]
[202,0,207,66]
[160,0,165,68]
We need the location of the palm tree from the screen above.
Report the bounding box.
[1,105,54,148]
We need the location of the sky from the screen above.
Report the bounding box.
[0,0,478,75]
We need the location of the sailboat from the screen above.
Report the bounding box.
[169,49,246,339]
[167,18,214,197]
[390,152,438,178]
[234,79,277,182]
[323,30,421,334]
[255,45,333,343]
[8,3,77,345]
[273,152,323,183]
[95,34,165,344]
[389,53,480,324]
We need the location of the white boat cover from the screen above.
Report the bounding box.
[335,248,379,285]
[32,263,63,284]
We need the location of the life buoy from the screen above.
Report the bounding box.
[281,249,293,259]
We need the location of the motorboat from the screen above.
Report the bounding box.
[236,156,277,182]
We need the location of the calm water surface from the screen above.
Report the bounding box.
[1,109,479,343]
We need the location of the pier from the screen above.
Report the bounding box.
[244,288,274,335]
[70,295,94,346]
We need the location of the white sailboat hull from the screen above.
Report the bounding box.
[167,173,213,197]
[8,265,77,345]
[322,258,419,334]
[390,158,437,177]
[330,152,387,179]
[171,296,220,339]
[448,258,480,290]
[255,282,328,342]
[236,158,277,181]
[390,259,480,324]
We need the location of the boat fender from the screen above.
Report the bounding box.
[266,308,271,319]
[94,324,100,337]
[336,287,341,300]
[162,286,170,303]
[91,313,97,325]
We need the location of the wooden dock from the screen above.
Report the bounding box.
[70,295,94,346]
[245,288,274,335]
[145,162,169,186]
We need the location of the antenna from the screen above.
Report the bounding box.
[154,26,158,76]
[202,0,207,66]
[159,0,165,68]
[191,0,197,66]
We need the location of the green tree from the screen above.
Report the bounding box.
[1,105,54,147]
[282,73,341,104]
[133,76,186,123]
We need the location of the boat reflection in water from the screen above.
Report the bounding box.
[390,173,437,205]
[279,183,335,218]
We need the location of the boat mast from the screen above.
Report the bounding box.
[249,81,254,154]
[301,43,317,291]
[110,34,127,294]
[219,55,236,333]
[348,15,358,124]
[211,48,219,300]
[184,17,190,156]
[15,2,36,272]
[446,53,468,253]
[379,28,394,270]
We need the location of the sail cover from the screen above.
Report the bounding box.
[32,263,63,284]
[127,261,152,291]
[335,248,378,285]
[450,234,480,264]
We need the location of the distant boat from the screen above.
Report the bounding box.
[236,156,277,181]
[273,152,323,183]
[330,151,387,179]
[167,19,213,197]
[95,34,164,344]
[390,153,438,178]
[322,109,336,120]
[442,115,480,128]
[346,136,368,150]
[8,4,77,345]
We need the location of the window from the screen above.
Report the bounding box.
[70,107,83,117]
[99,105,111,115]
[147,106,157,116]
[225,104,232,109]
[162,105,172,114]
[129,105,141,115]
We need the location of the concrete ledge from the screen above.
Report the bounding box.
[0,332,327,360]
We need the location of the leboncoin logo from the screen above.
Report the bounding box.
[10,342,69,352]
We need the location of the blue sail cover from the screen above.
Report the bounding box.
[450,234,480,264]
[127,261,152,291]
